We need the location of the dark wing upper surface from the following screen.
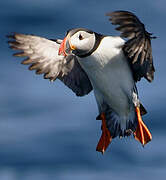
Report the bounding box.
[8,33,92,96]
[107,11,155,82]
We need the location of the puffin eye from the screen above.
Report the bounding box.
[79,34,84,40]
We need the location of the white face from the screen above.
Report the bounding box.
[69,30,96,56]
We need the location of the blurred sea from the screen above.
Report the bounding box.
[1,0,166,179]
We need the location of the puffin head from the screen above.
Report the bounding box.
[59,28,96,57]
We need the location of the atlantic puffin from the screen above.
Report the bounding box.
[7,11,155,154]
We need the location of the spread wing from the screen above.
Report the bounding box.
[107,11,155,82]
[8,33,92,96]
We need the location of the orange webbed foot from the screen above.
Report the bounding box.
[96,113,112,154]
[134,107,152,146]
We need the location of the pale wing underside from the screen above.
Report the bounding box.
[8,33,92,96]
[107,11,155,82]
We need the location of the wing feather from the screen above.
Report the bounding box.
[8,33,92,96]
[107,10,155,82]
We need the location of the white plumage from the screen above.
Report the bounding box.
[78,36,135,130]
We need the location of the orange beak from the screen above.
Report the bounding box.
[58,36,68,56]
[58,34,76,56]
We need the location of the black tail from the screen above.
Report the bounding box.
[97,104,138,138]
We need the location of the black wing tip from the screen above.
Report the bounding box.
[150,34,157,39]
[6,32,19,39]
[145,32,157,39]
[7,33,20,50]
[43,73,57,82]
[146,71,154,82]
[7,33,16,48]
[106,10,136,17]
[6,34,15,39]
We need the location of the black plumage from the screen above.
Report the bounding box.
[107,10,155,82]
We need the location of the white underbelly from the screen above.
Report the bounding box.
[78,49,135,116]
[91,65,134,115]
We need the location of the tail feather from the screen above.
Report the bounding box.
[102,108,137,138]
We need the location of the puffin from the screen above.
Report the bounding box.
[7,11,155,154]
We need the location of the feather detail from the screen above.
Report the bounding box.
[107,10,155,82]
[7,33,92,96]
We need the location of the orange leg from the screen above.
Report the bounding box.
[96,113,112,154]
[134,107,152,146]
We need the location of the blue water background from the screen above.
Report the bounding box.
[0,0,166,179]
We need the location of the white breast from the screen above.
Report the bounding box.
[78,36,135,116]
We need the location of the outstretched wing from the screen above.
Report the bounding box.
[107,11,155,82]
[8,33,92,96]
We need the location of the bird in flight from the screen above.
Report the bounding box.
[8,11,155,154]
